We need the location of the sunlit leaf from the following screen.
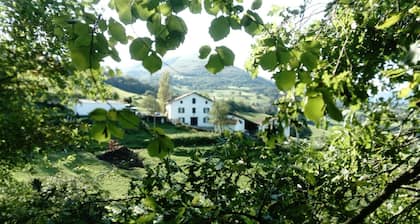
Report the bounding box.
[398,86,411,98]
[304,95,325,123]
[204,0,220,15]
[209,16,230,41]
[108,122,125,139]
[275,71,296,91]
[376,13,401,30]
[90,122,110,142]
[114,0,132,24]
[107,109,118,121]
[133,2,155,20]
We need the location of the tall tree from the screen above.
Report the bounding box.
[210,100,231,132]
[141,94,159,114]
[157,71,171,113]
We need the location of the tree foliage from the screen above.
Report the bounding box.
[1,0,419,223]
[209,100,231,132]
[157,71,171,113]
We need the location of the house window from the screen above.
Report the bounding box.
[192,98,196,104]
[203,107,210,113]
[180,117,185,123]
[178,107,185,113]
[203,117,209,123]
[205,100,208,104]
[180,100,183,104]
[192,107,196,113]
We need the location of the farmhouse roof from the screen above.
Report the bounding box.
[229,112,269,125]
[167,91,213,104]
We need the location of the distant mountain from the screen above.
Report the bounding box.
[121,55,279,98]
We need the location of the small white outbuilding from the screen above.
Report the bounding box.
[72,99,129,116]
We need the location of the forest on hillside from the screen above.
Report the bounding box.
[0,0,419,223]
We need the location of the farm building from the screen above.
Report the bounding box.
[166,92,213,128]
[72,99,129,116]
[165,92,262,133]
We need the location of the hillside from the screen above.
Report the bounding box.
[122,55,278,97]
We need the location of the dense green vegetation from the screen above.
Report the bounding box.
[105,77,156,95]
[1,0,419,223]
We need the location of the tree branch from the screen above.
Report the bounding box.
[345,159,420,224]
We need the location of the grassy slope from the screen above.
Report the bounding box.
[12,123,217,198]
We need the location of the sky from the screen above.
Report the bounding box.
[98,0,329,79]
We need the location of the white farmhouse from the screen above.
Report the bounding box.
[165,92,213,128]
[72,99,129,116]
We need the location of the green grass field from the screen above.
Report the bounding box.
[12,122,218,198]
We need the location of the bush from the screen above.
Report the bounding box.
[0,173,109,224]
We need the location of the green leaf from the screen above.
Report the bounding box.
[69,47,90,70]
[277,49,291,65]
[117,109,139,129]
[166,15,187,33]
[199,45,211,59]
[398,86,411,98]
[204,0,220,15]
[73,23,90,46]
[189,0,202,13]
[108,123,125,139]
[300,51,318,70]
[251,0,262,10]
[205,54,224,74]
[216,46,235,66]
[274,71,296,91]
[114,0,132,24]
[90,122,110,142]
[321,90,343,121]
[229,16,241,30]
[143,53,162,73]
[209,16,230,41]
[133,2,155,20]
[130,37,152,60]
[168,0,188,13]
[146,14,164,35]
[259,51,278,71]
[376,13,401,30]
[159,3,172,16]
[298,71,311,84]
[89,108,108,121]
[147,135,174,158]
[107,109,118,121]
[304,95,325,123]
[244,21,261,36]
[109,19,127,44]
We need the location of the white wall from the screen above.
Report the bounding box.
[224,115,245,132]
[167,93,213,128]
[72,100,128,116]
